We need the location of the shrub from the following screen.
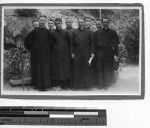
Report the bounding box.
[14,9,39,17]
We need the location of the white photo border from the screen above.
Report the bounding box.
[0,3,145,99]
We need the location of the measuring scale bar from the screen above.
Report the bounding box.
[0,107,107,126]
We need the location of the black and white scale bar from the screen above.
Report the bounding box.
[0,107,107,126]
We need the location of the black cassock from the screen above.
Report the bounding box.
[24,27,53,90]
[71,28,94,88]
[66,27,75,88]
[66,27,74,39]
[51,29,71,82]
[94,28,119,87]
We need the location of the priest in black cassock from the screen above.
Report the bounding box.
[48,18,55,32]
[65,17,74,38]
[71,18,95,89]
[24,15,53,91]
[92,19,103,87]
[94,18,119,88]
[95,19,102,31]
[65,17,75,88]
[51,18,71,89]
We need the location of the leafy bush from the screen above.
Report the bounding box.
[14,9,39,17]
[123,20,139,64]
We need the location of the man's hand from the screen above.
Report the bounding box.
[91,53,95,58]
[71,54,75,59]
[114,55,118,62]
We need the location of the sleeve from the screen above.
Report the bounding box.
[70,30,74,55]
[48,31,54,50]
[89,31,95,54]
[113,31,119,56]
[24,30,34,51]
[65,31,70,52]
[93,31,97,54]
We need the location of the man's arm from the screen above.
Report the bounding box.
[24,30,34,51]
[113,31,119,60]
[89,31,95,58]
[70,30,75,58]
[48,30,54,50]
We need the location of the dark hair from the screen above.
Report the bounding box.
[48,18,54,22]
[39,15,47,19]
[55,18,62,23]
[32,19,38,24]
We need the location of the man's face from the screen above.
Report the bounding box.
[85,21,91,28]
[102,19,109,28]
[78,19,85,29]
[39,17,47,27]
[65,19,72,28]
[96,21,102,29]
[55,21,62,30]
[48,21,55,29]
[32,21,39,29]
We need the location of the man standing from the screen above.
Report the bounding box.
[48,18,55,32]
[32,20,39,30]
[85,19,97,32]
[71,18,94,89]
[51,18,71,89]
[24,15,53,91]
[92,19,103,86]
[95,19,102,31]
[85,19,92,31]
[65,17,74,88]
[65,17,74,37]
[94,18,119,88]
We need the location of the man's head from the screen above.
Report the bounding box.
[96,19,102,30]
[65,17,73,28]
[78,18,85,29]
[55,18,62,30]
[32,20,39,29]
[48,18,55,30]
[102,18,110,29]
[85,19,92,29]
[39,15,47,28]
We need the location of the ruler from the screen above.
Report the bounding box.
[0,107,107,126]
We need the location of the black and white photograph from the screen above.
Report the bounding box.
[0,3,144,99]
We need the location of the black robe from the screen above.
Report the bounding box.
[24,27,53,89]
[71,28,94,88]
[66,27,75,87]
[51,29,71,81]
[66,27,74,38]
[94,28,119,86]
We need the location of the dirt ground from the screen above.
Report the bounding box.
[2,65,140,95]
